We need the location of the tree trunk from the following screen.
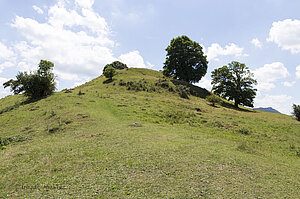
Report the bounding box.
[234,100,239,108]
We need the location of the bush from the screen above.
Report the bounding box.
[103,61,127,73]
[0,135,27,150]
[3,60,56,99]
[176,85,190,99]
[206,94,221,106]
[292,104,300,121]
[103,67,117,80]
[237,127,250,135]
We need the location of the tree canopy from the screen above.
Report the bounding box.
[211,61,257,108]
[103,61,128,73]
[3,60,56,99]
[163,35,208,83]
[292,104,300,121]
[103,66,117,80]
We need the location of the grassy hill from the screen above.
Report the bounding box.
[1,68,300,198]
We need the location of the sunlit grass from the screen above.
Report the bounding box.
[0,68,299,198]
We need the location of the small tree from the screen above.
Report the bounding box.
[163,35,208,83]
[103,61,127,73]
[206,94,221,106]
[292,104,300,121]
[3,60,56,99]
[103,67,117,80]
[211,61,257,108]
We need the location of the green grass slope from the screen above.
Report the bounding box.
[1,68,300,198]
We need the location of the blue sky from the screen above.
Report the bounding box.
[0,0,300,114]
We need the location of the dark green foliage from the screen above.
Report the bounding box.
[0,135,27,150]
[3,60,56,99]
[206,94,221,106]
[211,61,257,108]
[237,127,250,135]
[125,80,156,92]
[171,79,210,99]
[78,90,85,95]
[118,79,177,93]
[292,104,300,121]
[103,61,128,73]
[163,35,208,83]
[176,85,190,99]
[290,144,300,157]
[103,67,117,80]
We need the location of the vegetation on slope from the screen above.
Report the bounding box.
[0,68,300,198]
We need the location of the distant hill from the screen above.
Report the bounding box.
[254,107,281,114]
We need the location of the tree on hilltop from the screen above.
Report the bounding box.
[163,35,208,84]
[211,61,257,108]
[103,66,117,80]
[103,61,128,73]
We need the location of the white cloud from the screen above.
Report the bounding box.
[119,51,153,68]
[54,70,81,81]
[0,62,14,73]
[32,5,44,14]
[6,0,151,88]
[0,42,15,74]
[0,42,14,60]
[283,81,296,87]
[0,77,12,98]
[253,62,290,91]
[195,76,212,91]
[267,19,300,53]
[254,94,293,115]
[6,1,115,85]
[205,43,247,61]
[296,65,300,78]
[251,38,262,48]
[75,0,94,9]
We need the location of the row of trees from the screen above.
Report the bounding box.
[162,35,300,121]
[163,35,257,108]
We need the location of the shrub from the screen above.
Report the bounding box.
[3,60,56,99]
[292,104,300,121]
[206,94,221,106]
[237,127,250,135]
[0,135,27,150]
[103,61,128,73]
[176,85,190,99]
[103,67,117,80]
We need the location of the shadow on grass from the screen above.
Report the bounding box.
[220,101,256,113]
[171,79,210,99]
[0,97,44,115]
[103,79,115,84]
[208,104,220,108]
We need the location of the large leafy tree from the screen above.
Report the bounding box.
[3,60,56,99]
[211,61,257,108]
[163,35,208,83]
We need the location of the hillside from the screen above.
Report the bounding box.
[1,68,300,198]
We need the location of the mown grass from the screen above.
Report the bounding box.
[0,68,299,198]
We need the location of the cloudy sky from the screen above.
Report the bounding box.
[0,0,300,114]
